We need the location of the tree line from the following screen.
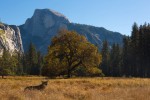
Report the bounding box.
[0,23,150,78]
[100,23,150,77]
[0,43,44,78]
[0,30,102,78]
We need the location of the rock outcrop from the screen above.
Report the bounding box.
[0,23,23,55]
[22,9,69,37]
[19,9,123,54]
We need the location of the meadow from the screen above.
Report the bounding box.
[0,76,150,100]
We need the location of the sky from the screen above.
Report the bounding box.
[0,0,150,36]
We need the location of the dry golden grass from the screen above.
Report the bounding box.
[0,76,150,100]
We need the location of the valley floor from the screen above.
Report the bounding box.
[0,76,150,100]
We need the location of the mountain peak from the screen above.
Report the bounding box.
[22,8,70,37]
[35,9,66,17]
[34,9,70,23]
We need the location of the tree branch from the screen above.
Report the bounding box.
[70,60,82,71]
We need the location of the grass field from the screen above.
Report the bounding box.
[0,76,150,100]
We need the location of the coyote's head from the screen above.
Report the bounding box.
[41,81,48,86]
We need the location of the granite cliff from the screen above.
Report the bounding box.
[0,23,23,55]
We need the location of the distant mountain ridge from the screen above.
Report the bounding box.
[67,23,123,48]
[19,9,123,54]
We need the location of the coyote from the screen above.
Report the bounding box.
[24,81,48,91]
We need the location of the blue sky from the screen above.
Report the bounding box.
[0,0,150,35]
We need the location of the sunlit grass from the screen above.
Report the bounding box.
[0,76,150,100]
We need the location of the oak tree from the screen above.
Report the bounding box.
[43,30,102,78]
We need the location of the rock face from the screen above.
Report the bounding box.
[0,23,23,55]
[20,9,69,53]
[20,9,123,54]
[23,9,69,37]
[67,23,123,48]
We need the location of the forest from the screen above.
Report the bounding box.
[0,23,150,78]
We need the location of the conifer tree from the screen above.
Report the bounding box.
[24,42,38,75]
[110,44,122,76]
[100,40,110,76]
[122,36,131,76]
[0,50,11,78]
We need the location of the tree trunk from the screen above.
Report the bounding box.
[67,70,71,78]
[2,75,4,79]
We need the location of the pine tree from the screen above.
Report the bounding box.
[110,44,122,76]
[0,49,11,78]
[141,24,150,77]
[122,23,150,77]
[23,42,38,75]
[122,36,131,76]
[37,51,44,75]
[131,23,140,76]
[138,25,144,77]
[15,52,24,75]
[100,40,110,76]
